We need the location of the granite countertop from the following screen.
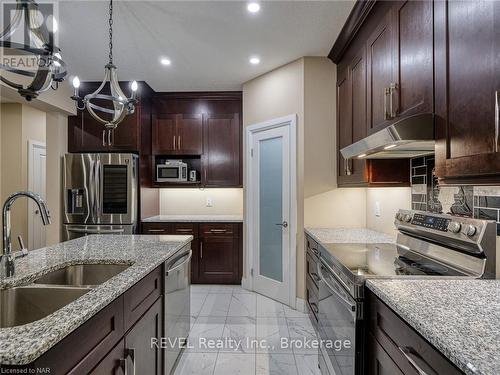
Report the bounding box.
[0,234,192,365]
[367,279,500,375]
[143,214,243,223]
[305,227,396,244]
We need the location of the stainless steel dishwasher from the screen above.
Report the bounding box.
[164,246,192,375]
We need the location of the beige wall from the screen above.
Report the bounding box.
[159,188,243,216]
[0,104,46,250]
[46,112,68,245]
[303,57,337,198]
[304,188,367,228]
[366,187,411,237]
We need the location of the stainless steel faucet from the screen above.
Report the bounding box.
[1,191,51,278]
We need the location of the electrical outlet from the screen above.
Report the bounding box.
[375,201,381,217]
[206,197,213,207]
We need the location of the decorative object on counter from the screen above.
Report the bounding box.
[411,157,500,234]
[70,0,138,146]
[0,0,67,100]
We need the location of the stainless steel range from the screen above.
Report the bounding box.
[316,209,497,375]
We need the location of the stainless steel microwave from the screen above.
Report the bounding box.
[156,160,188,182]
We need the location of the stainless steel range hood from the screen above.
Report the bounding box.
[340,113,435,159]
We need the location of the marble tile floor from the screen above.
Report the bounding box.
[174,284,320,375]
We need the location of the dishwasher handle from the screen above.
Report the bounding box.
[317,262,357,313]
[166,250,192,276]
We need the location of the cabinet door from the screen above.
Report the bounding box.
[110,108,141,151]
[366,8,394,134]
[153,114,177,154]
[392,0,433,119]
[435,0,500,181]
[177,114,203,155]
[366,335,403,375]
[89,340,125,375]
[199,236,239,284]
[68,111,108,152]
[203,113,241,186]
[124,297,163,375]
[337,67,353,182]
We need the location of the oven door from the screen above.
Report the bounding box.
[317,261,363,375]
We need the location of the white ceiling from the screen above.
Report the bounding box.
[58,1,354,92]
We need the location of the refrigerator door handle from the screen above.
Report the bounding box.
[88,158,96,222]
[68,227,125,234]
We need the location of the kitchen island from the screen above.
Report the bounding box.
[0,234,192,372]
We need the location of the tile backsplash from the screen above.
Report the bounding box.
[411,156,500,234]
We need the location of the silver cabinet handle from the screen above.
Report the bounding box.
[102,129,106,147]
[176,228,193,233]
[398,346,436,375]
[210,229,227,233]
[309,302,319,314]
[495,90,499,153]
[125,348,136,375]
[173,135,176,150]
[178,135,181,150]
[200,241,203,259]
[108,129,113,146]
[345,159,352,176]
[384,87,390,120]
[389,82,398,118]
[147,229,165,233]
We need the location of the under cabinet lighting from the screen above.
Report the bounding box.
[384,144,397,150]
[358,154,367,158]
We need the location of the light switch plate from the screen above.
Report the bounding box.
[375,201,381,217]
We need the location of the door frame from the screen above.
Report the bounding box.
[27,139,47,250]
[244,114,297,308]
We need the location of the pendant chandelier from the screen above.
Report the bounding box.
[71,0,137,143]
[0,0,67,101]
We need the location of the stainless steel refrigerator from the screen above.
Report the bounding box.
[63,153,139,240]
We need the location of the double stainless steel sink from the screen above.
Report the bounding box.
[0,263,130,328]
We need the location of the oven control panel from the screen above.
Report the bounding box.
[410,213,450,232]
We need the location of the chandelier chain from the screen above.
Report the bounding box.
[108,0,113,64]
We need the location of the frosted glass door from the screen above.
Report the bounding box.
[259,137,283,282]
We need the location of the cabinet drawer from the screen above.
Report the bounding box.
[200,223,237,237]
[35,296,124,375]
[142,222,172,234]
[368,291,463,375]
[173,223,198,238]
[124,266,162,330]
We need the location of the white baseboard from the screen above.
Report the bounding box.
[241,277,252,290]
[295,297,306,313]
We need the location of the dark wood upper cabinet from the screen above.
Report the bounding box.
[152,113,203,155]
[203,113,241,187]
[366,7,394,134]
[392,0,433,119]
[434,0,500,182]
[177,114,203,155]
[152,114,177,154]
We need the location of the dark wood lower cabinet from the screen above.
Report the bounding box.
[367,290,464,375]
[2,265,167,375]
[142,221,242,284]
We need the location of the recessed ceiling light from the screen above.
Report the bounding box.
[249,56,260,65]
[384,144,397,150]
[247,2,260,13]
[160,57,171,66]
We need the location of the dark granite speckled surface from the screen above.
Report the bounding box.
[0,234,192,365]
[367,279,500,375]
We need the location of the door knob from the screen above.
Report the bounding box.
[275,221,288,228]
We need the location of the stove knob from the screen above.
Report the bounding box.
[404,214,412,223]
[447,221,462,233]
[466,224,477,237]
[395,213,402,221]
